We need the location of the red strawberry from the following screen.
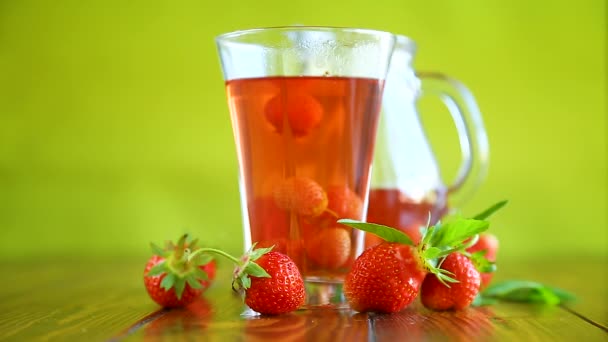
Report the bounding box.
[187,244,306,315]
[144,235,216,308]
[466,233,498,289]
[305,226,352,270]
[420,252,481,310]
[265,93,323,137]
[467,233,498,261]
[344,242,426,313]
[241,251,306,315]
[326,185,363,220]
[273,177,328,217]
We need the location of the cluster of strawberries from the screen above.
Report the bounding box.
[143,198,502,315]
[343,230,498,313]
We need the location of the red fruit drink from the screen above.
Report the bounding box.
[365,188,448,246]
[225,76,384,282]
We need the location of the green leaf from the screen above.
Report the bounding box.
[430,219,489,248]
[472,200,508,220]
[150,243,166,257]
[471,294,498,307]
[420,225,436,247]
[482,280,576,305]
[337,219,414,245]
[194,268,209,280]
[160,273,176,291]
[244,262,271,278]
[193,253,214,266]
[468,250,497,273]
[188,238,199,250]
[147,261,167,277]
[174,278,186,299]
[422,247,442,260]
[249,246,274,261]
[186,276,203,290]
[240,275,251,290]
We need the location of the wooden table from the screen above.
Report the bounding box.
[1,257,606,341]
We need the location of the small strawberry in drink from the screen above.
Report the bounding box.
[326,185,363,220]
[249,196,289,254]
[304,226,352,270]
[265,93,323,138]
[420,252,481,310]
[273,177,328,217]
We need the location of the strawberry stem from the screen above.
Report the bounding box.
[188,247,241,264]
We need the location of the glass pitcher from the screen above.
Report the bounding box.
[366,35,489,245]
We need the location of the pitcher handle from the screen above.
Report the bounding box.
[417,72,489,207]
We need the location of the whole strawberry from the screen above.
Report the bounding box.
[186,244,306,315]
[240,251,306,315]
[144,235,216,308]
[466,233,499,289]
[420,252,481,310]
[340,211,493,314]
[344,242,426,313]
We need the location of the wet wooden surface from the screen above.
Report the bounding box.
[0,257,606,341]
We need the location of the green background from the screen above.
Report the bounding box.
[0,0,605,261]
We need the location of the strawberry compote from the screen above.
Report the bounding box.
[225,76,384,281]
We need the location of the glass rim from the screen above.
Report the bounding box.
[395,34,417,54]
[216,25,395,43]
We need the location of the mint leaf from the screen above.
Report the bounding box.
[471,294,498,307]
[338,219,414,245]
[482,280,575,305]
[430,219,489,248]
[472,200,508,220]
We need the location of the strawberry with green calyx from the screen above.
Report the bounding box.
[420,252,482,310]
[144,234,217,308]
[462,200,506,288]
[465,233,499,289]
[339,215,490,313]
[186,243,306,315]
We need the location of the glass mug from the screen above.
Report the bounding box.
[366,35,489,246]
[216,27,395,302]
